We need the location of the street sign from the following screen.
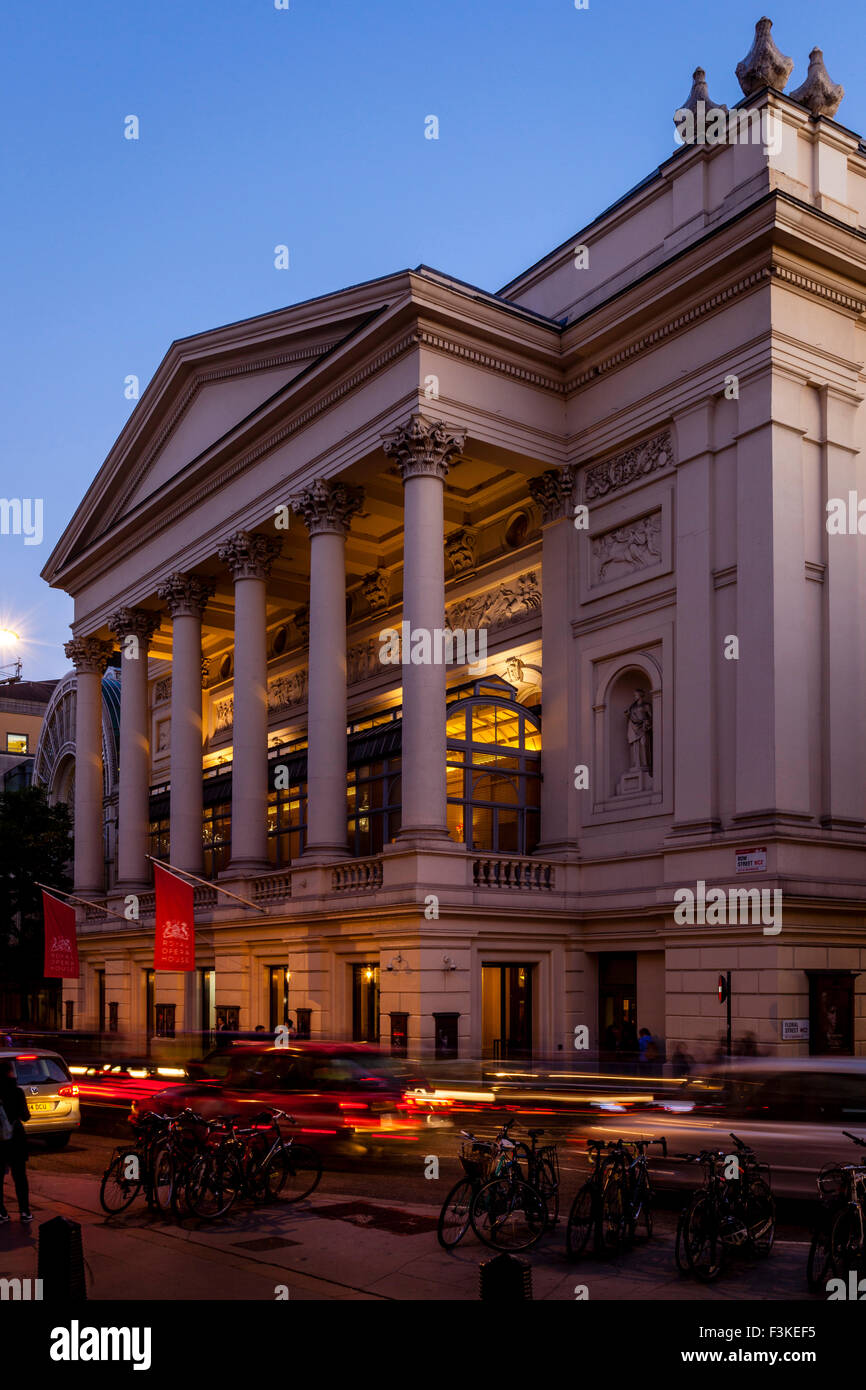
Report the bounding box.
[781,1019,809,1041]
[736,846,767,873]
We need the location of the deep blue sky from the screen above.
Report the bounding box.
[1,0,863,679]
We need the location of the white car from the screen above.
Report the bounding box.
[0,1048,80,1148]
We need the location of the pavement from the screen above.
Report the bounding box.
[0,1157,820,1302]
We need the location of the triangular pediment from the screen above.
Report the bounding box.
[117,357,316,518]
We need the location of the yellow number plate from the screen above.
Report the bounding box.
[28,1102,54,1114]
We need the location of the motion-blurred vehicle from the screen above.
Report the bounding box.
[69,1058,192,1108]
[0,1048,80,1148]
[131,1042,448,1153]
[580,1058,866,1197]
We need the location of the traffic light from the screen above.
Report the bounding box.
[718,973,729,1004]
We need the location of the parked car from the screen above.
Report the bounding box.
[130,1042,445,1153]
[0,1048,80,1148]
[578,1058,866,1197]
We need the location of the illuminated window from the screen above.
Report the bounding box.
[445,680,541,854]
[6,732,28,754]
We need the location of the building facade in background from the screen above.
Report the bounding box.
[38,57,866,1061]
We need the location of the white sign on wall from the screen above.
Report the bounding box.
[735,846,767,874]
[781,1019,809,1041]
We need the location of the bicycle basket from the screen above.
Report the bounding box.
[459,1141,493,1181]
[817,1163,846,1204]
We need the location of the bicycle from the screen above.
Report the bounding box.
[825,1131,866,1281]
[807,1132,866,1290]
[469,1121,550,1252]
[184,1108,322,1220]
[566,1139,616,1259]
[437,1129,498,1251]
[99,1111,172,1215]
[676,1132,775,1282]
[617,1136,666,1245]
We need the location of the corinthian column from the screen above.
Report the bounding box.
[290,479,363,859]
[65,635,114,894]
[528,466,578,855]
[217,531,282,871]
[383,415,465,841]
[156,573,215,874]
[108,607,161,889]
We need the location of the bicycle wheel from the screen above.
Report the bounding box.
[674,1205,691,1273]
[535,1156,560,1226]
[264,1142,322,1202]
[151,1143,176,1215]
[470,1177,548,1252]
[99,1149,143,1215]
[830,1205,864,1275]
[185,1150,242,1220]
[628,1176,653,1242]
[437,1178,475,1251]
[601,1168,627,1251]
[807,1221,834,1292]
[745,1178,775,1257]
[684,1192,724,1282]
[565,1183,597,1259]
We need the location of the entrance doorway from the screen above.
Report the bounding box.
[481,964,533,1060]
[145,968,155,1055]
[598,952,637,1062]
[200,968,215,1051]
[352,964,380,1042]
[267,966,291,1032]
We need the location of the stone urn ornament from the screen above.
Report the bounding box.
[736,16,794,94]
[677,67,727,117]
[790,48,844,119]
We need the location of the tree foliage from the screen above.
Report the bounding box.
[0,786,73,980]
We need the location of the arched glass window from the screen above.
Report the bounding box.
[445,678,541,853]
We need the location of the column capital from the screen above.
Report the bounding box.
[64,635,114,675]
[528,465,577,524]
[157,571,216,618]
[382,414,465,482]
[218,530,282,580]
[289,479,364,537]
[107,606,160,644]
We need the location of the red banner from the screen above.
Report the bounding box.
[42,891,80,979]
[154,863,195,971]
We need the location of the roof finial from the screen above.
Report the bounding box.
[790,48,844,119]
[735,17,793,95]
[677,67,727,119]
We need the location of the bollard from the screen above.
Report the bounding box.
[479,1252,533,1300]
[37,1216,87,1301]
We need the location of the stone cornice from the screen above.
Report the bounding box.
[217,530,282,580]
[415,327,565,395]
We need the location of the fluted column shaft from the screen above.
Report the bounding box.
[108,608,160,888]
[65,636,114,894]
[383,416,465,841]
[290,480,363,858]
[157,573,215,874]
[218,532,281,870]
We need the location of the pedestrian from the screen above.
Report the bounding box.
[0,1059,32,1223]
[671,1041,693,1078]
[637,1028,659,1068]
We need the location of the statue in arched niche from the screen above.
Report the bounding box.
[625,687,653,775]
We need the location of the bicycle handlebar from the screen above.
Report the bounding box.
[843,1130,866,1149]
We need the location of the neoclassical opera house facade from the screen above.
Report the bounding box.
[39,24,866,1060]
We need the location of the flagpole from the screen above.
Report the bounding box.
[35,883,131,925]
[147,856,269,915]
